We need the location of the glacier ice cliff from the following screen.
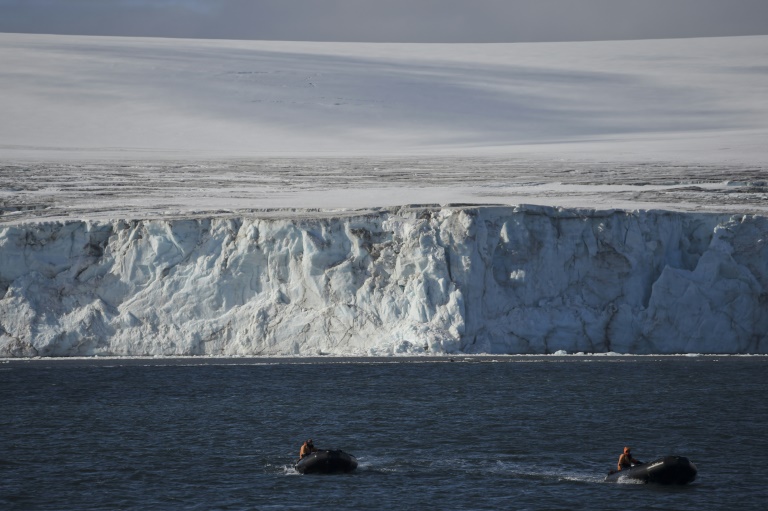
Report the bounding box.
[1,205,766,357]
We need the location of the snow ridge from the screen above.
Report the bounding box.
[1,205,766,357]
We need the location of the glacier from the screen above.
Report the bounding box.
[1,205,766,357]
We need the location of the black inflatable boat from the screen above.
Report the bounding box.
[605,455,697,485]
[295,449,358,474]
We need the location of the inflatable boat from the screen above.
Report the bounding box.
[295,449,358,474]
[605,455,697,485]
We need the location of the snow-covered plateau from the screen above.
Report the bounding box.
[2,33,768,163]
[1,33,767,356]
[1,205,766,357]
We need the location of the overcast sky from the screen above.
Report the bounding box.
[1,0,767,43]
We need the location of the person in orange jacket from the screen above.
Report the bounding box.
[299,439,317,459]
[617,446,641,471]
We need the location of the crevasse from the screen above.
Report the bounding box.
[1,205,766,357]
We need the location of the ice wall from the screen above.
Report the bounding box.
[1,205,766,357]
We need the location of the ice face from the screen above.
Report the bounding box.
[1,205,765,357]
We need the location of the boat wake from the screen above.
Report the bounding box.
[487,460,605,484]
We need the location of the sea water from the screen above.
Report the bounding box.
[2,356,767,510]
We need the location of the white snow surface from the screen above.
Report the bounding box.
[1,33,767,356]
[1,33,767,163]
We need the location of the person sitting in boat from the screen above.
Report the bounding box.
[299,439,317,459]
[617,446,641,471]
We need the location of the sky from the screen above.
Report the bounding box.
[1,0,768,43]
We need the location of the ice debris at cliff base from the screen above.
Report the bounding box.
[1,205,766,357]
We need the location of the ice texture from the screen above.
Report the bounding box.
[1,205,765,357]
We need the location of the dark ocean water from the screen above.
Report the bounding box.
[2,356,767,510]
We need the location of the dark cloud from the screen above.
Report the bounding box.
[1,0,767,42]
